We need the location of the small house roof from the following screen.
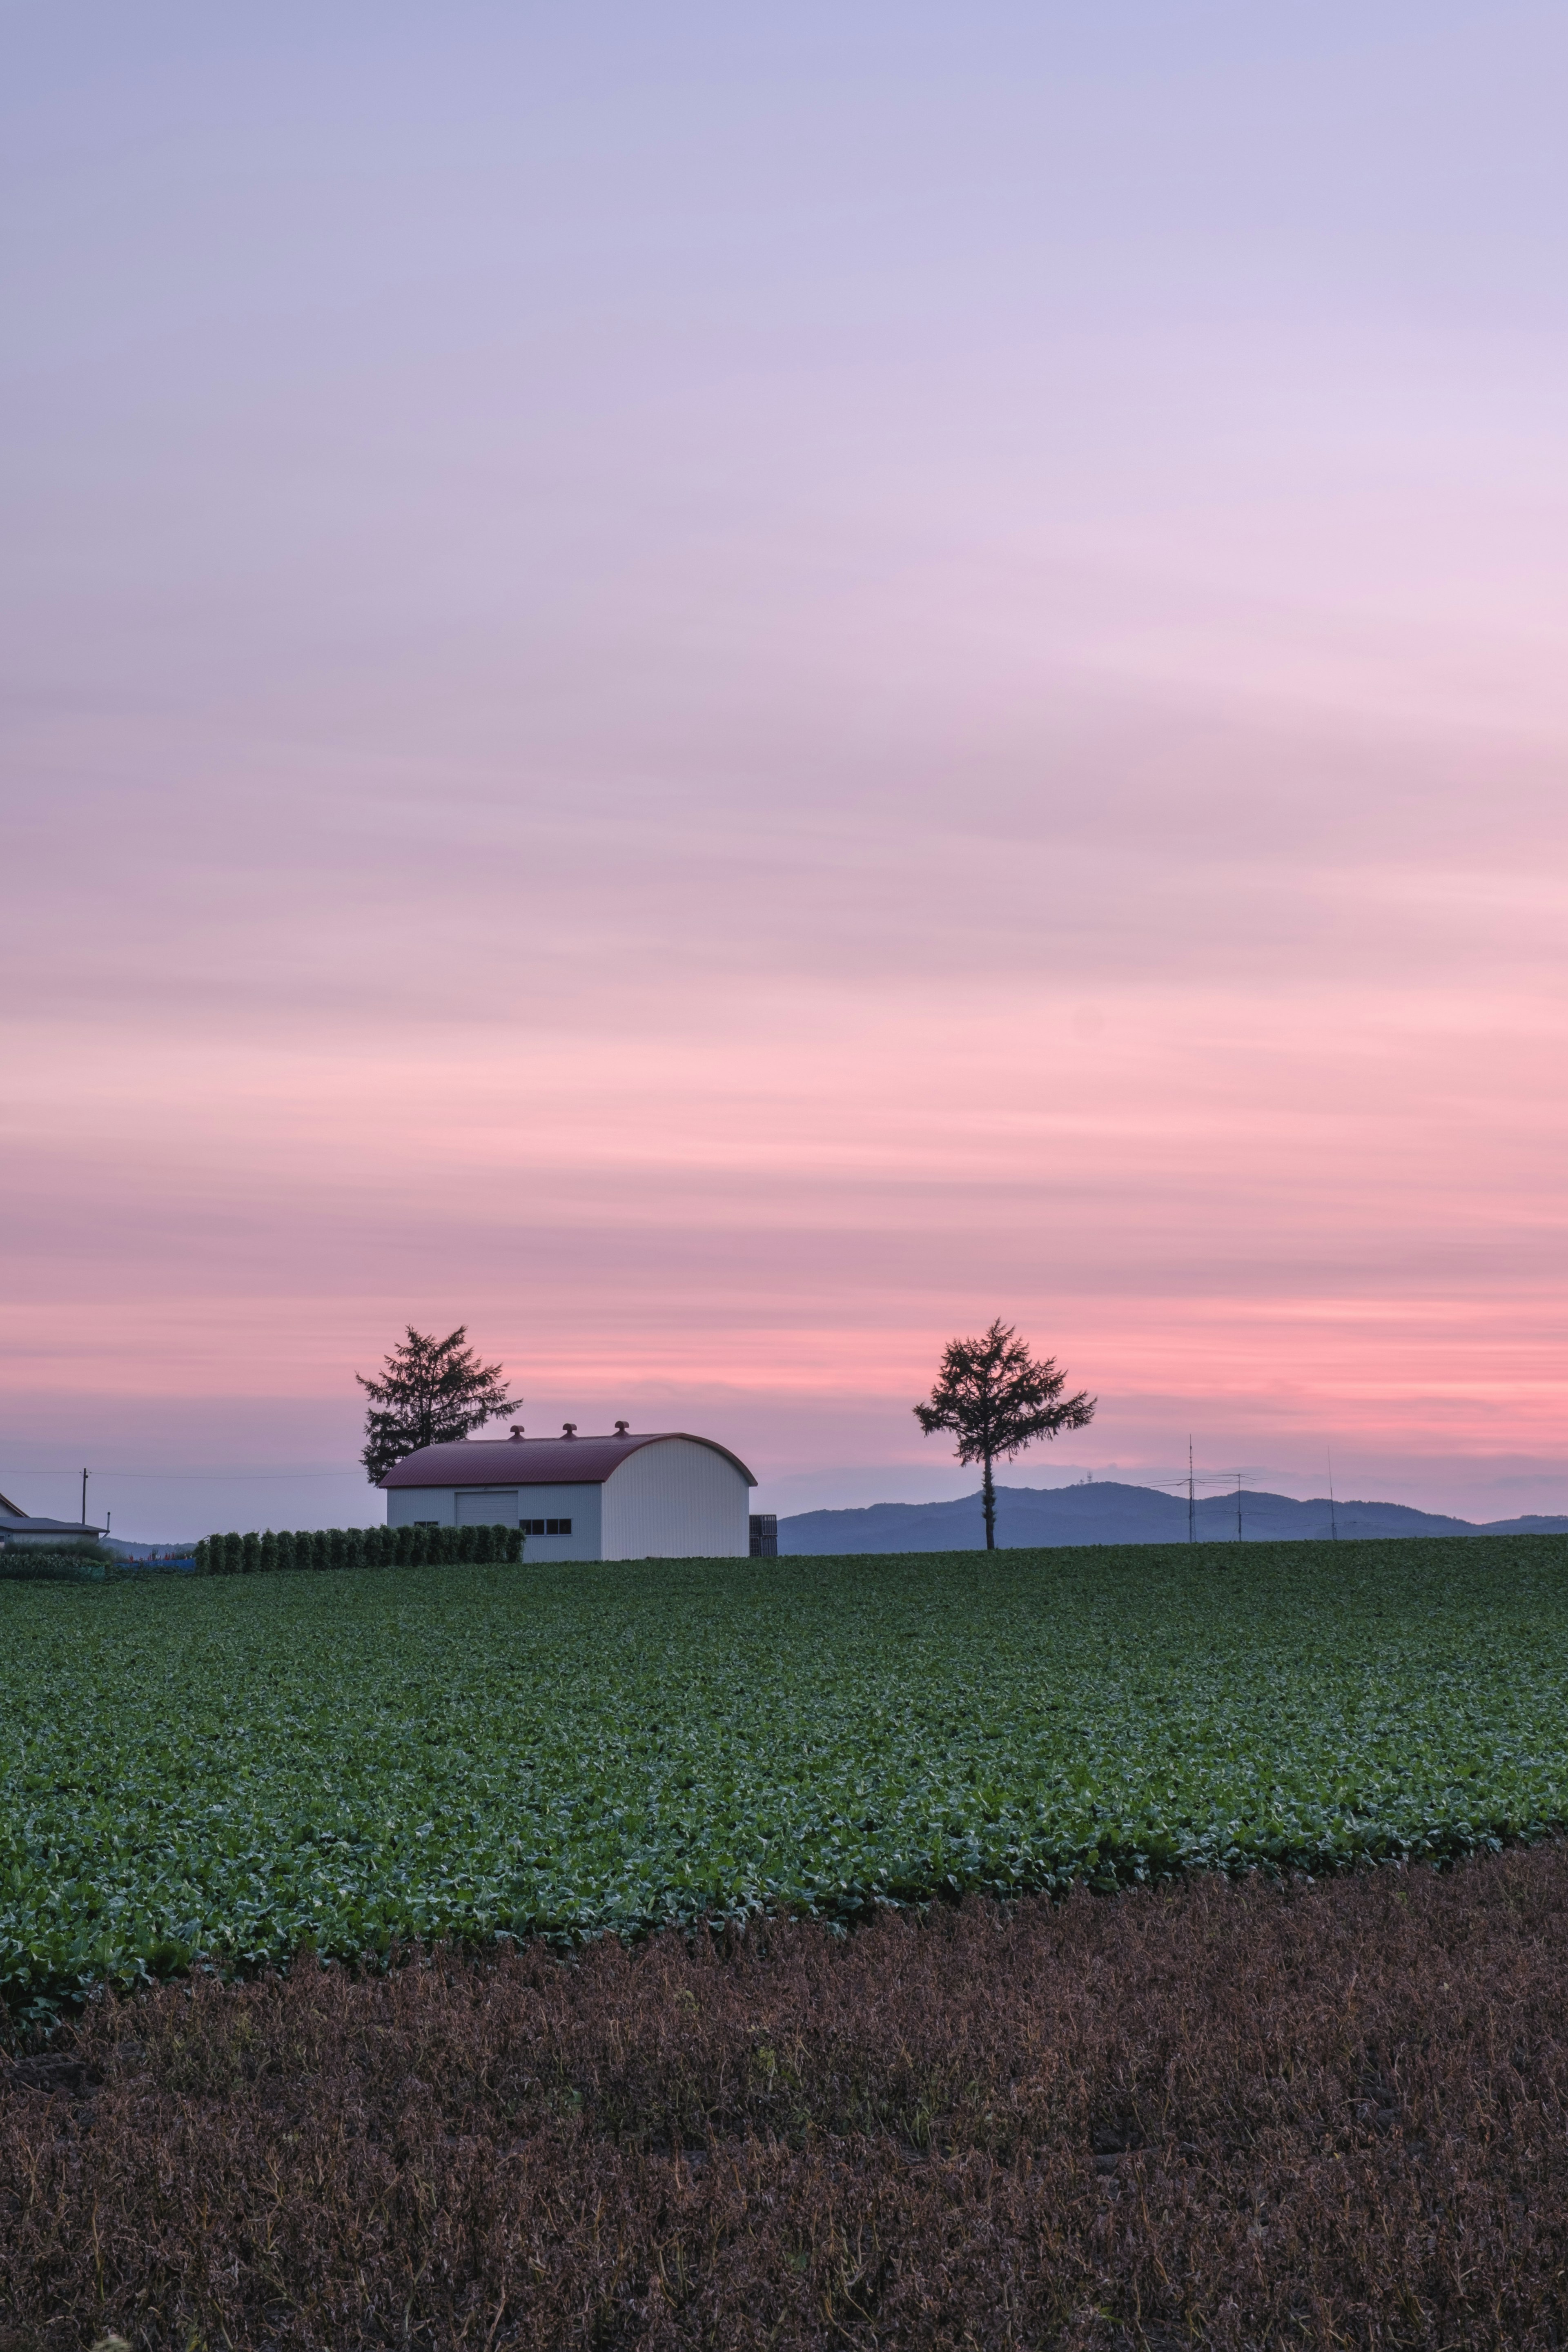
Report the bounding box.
[379,1431,756,1491]
[0,1510,104,1535]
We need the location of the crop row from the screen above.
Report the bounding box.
[4,1536,1568,2024]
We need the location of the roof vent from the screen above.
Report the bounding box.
[615,1419,630,1436]
[562,1421,577,1438]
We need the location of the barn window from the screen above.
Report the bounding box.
[547,1517,572,1535]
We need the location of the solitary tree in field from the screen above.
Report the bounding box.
[914,1319,1096,1551]
[357,1326,517,1483]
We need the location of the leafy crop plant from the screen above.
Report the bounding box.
[4,1536,1568,2020]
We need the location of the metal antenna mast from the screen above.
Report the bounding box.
[81,1467,89,1526]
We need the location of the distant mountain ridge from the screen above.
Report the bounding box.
[777,1480,1568,1555]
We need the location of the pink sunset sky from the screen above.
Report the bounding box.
[4,6,1566,1539]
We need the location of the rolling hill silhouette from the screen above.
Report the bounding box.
[777,1481,1568,1554]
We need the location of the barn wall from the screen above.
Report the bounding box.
[600,1439,750,1560]
[385,1486,445,1529]
[386,1482,603,1559]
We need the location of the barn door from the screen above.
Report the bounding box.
[455,1489,519,1527]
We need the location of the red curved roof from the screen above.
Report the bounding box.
[378,1431,757,1490]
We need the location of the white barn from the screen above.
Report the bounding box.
[379,1428,756,1561]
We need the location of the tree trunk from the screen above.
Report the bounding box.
[982,1454,996,1550]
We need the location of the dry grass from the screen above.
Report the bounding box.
[6,1844,1568,2349]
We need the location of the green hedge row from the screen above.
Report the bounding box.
[193,1523,524,1575]
[0,1544,112,1583]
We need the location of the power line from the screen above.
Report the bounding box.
[4,1466,366,1482]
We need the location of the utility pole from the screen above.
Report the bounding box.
[1236,1470,1243,1542]
[1188,1437,1196,1544]
[81,1467,89,1525]
[1327,1446,1339,1541]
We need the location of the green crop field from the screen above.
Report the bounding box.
[4,1538,1568,2022]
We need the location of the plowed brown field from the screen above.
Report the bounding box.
[7,1843,1568,2350]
